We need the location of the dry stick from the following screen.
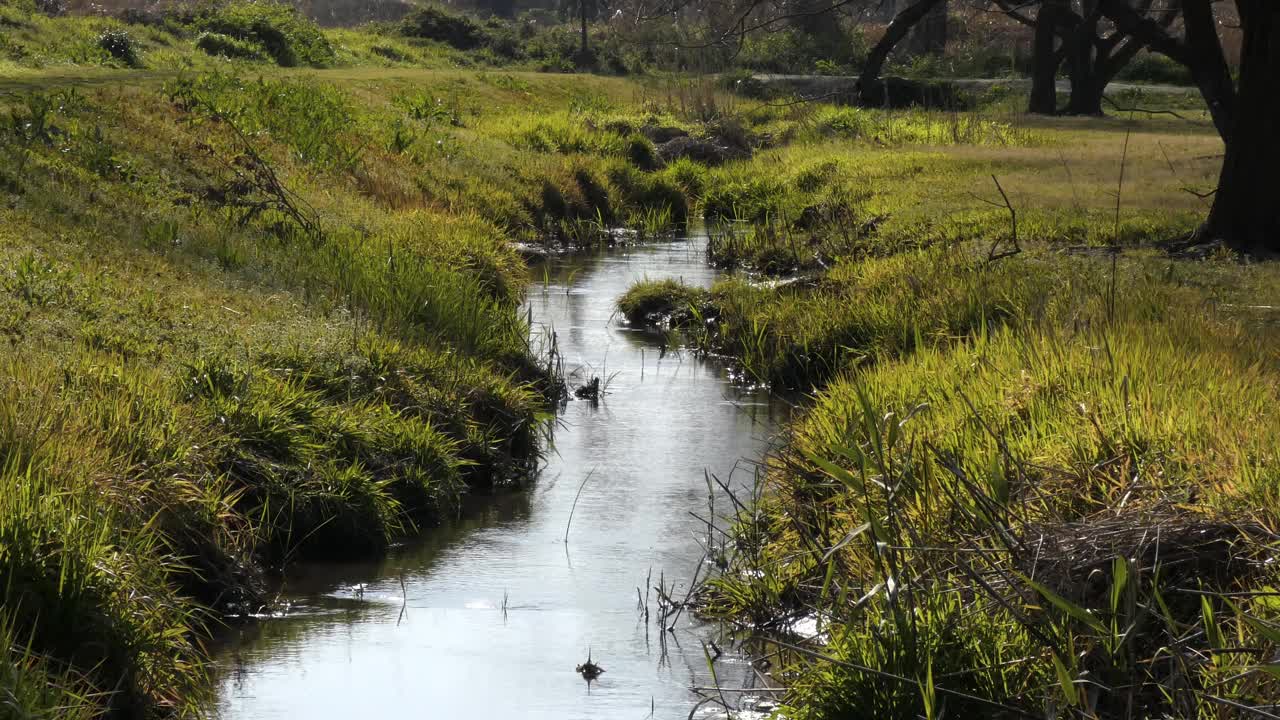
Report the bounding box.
[969,175,1020,262]
[1102,93,1190,121]
[988,175,1020,261]
[563,466,598,543]
[397,572,408,626]
[1058,150,1083,212]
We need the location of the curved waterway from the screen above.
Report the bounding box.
[212,234,789,719]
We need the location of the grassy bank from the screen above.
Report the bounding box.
[0,12,742,713]
[617,90,1280,716]
[0,20,997,714]
[0,71,566,715]
[2,2,1258,716]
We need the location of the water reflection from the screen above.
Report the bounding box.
[212,235,789,719]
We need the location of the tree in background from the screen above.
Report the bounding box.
[1199,0,1277,253]
[905,0,946,54]
[1002,0,1180,116]
[1106,0,1270,252]
[856,0,944,102]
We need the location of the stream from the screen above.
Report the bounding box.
[212,233,789,719]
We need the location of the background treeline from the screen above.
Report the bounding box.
[2,0,1230,81]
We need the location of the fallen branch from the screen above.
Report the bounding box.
[969,175,1021,262]
[1102,93,1190,121]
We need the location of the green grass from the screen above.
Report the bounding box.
[601,87,1280,720]
[0,38,822,716]
[0,2,1247,715]
[616,278,709,327]
[702,253,1280,717]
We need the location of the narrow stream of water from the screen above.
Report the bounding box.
[212,234,788,719]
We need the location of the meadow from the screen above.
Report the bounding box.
[614,63,1280,720]
[2,0,1276,717]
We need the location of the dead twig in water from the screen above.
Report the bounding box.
[397,572,408,626]
[564,466,598,543]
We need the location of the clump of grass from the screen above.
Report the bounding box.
[696,247,1061,388]
[0,616,100,720]
[616,278,709,328]
[195,31,264,60]
[0,366,211,717]
[805,105,1041,147]
[194,0,335,67]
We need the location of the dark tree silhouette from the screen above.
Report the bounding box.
[1000,0,1177,116]
[1196,0,1278,253]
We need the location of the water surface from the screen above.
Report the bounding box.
[213,235,788,719]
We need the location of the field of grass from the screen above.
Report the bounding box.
[0,14,926,714]
[611,59,1280,720]
[697,250,1280,718]
[3,1,1269,717]
[0,11,727,713]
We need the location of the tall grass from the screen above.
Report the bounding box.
[703,252,1280,717]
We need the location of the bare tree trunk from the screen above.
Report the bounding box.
[579,0,589,59]
[1065,1,1103,115]
[1029,0,1065,114]
[1100,0,1235,139]
[858,0,945,102]
[907,0,948,55]
[1203,0,1280,254]
[1182,0,1236,140]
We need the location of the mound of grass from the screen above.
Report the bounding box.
[195,1,335,67]
[400,4,487,50]
[0,74,571,718]
[195,30,264,60]
[616,278,709,327]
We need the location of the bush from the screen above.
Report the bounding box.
[195,31,264,60]
[97,29,140,67]
[1116,51,1194,85]
[400,4,487,50]
[197,1,335,67]
[33,0,64,16]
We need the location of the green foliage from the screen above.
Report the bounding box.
[706,253,1280,717]
[625,133,656,171]
[616,278,708,327]
[96,28,139,67]
[165,73,361,171]
[196,1,335,67]
[1116,50,1195,85]
[400,4,487,50]
[736,26,866,75]
[195,30,264,60]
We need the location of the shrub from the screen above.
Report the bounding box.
[1116,51,1194,85]
[400,4,486,50]
[195,31,264,60]
[97,29,140,67]
[198,1,335,67]
[33,0,64,16]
